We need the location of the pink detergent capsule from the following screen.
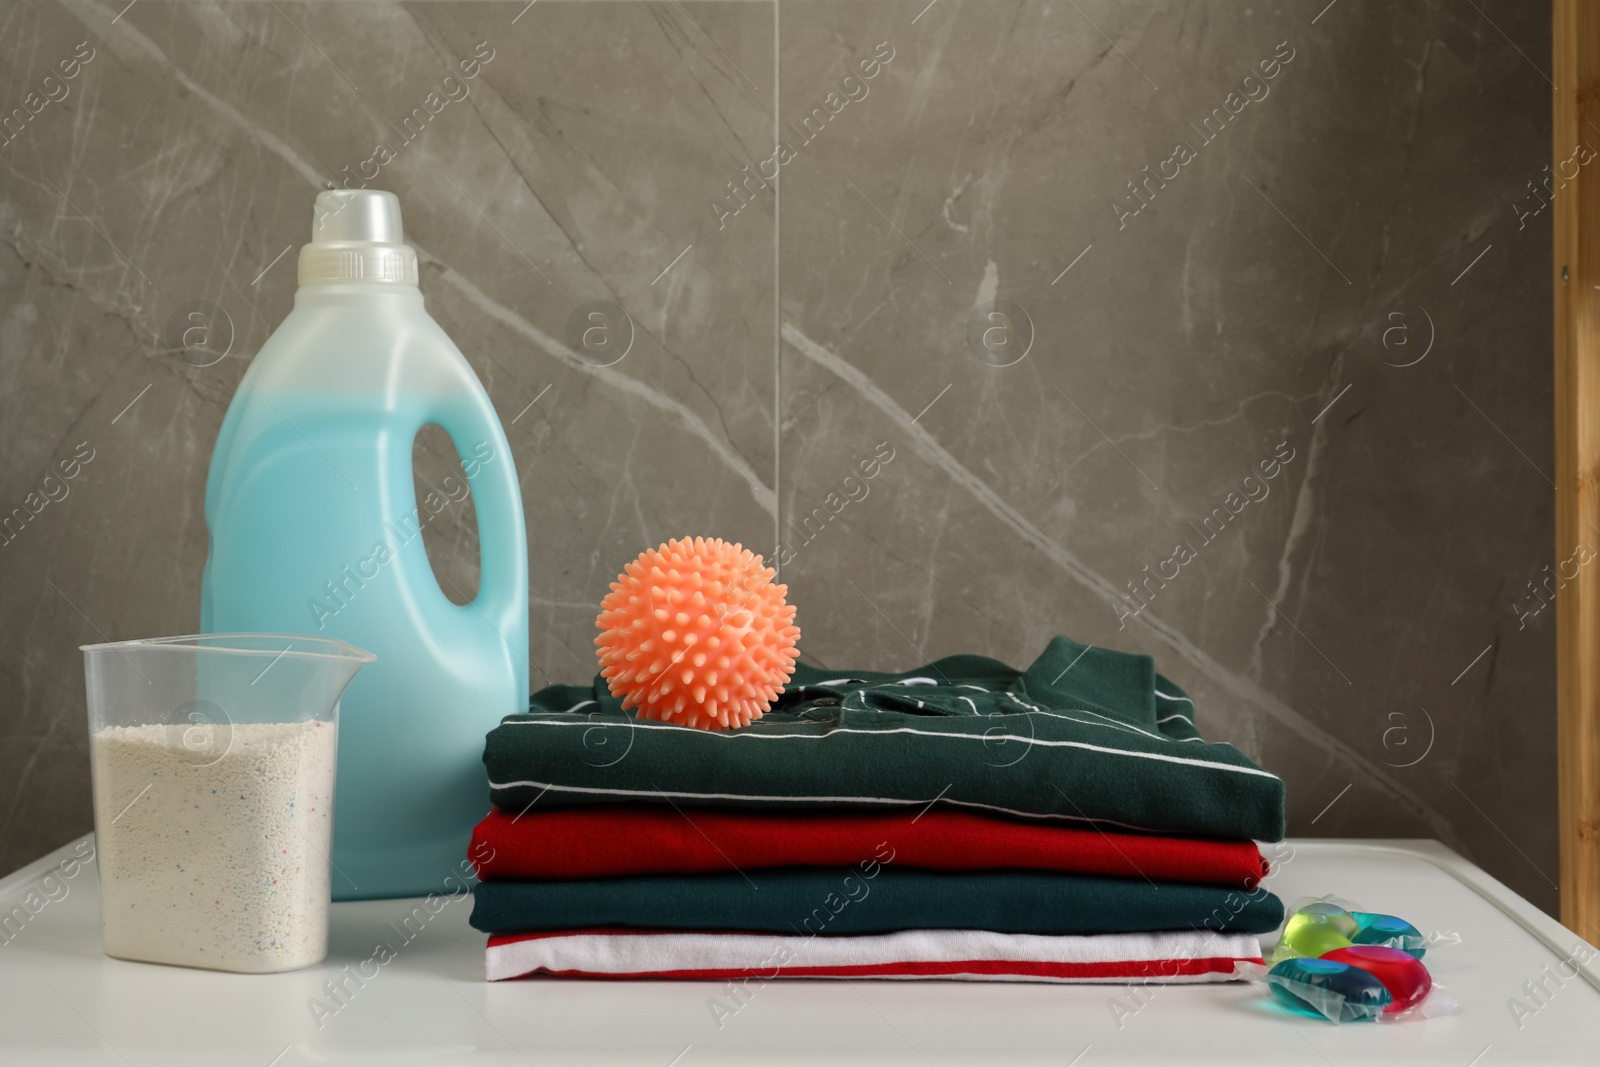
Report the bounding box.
[1320,945,1432,1014]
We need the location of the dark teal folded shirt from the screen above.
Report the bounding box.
[469,867,1285,937]
[484,636,1286,841]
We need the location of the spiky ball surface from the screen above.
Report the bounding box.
[595,537,800,730]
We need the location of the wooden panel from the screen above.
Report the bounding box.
[1553,0,1600,939]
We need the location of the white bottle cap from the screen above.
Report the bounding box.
[298,189,419,286]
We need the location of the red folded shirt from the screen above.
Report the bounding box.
[469,805,1267,888]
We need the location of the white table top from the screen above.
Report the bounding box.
[0,836,1596,1065]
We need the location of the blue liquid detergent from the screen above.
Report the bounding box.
[201,191,528,899]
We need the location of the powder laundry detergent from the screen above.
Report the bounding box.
[91,721,337,972]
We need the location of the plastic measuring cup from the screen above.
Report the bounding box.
[82,634,373,973]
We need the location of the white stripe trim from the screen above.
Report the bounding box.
[486,779,1207,834]
[1013,705,1184,744]
[533,695,1202,746]
[1155,689,1193,704]
[528,702,1196,746]
[1005,694,1048,715]
[499,720,1280,779]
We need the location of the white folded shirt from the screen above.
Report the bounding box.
[486,927,1263,983]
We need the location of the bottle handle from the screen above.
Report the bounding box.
[425,395,529,650]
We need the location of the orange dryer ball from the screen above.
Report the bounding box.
[595,537,800,730]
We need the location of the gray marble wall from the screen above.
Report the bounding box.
[0,1,1559,915]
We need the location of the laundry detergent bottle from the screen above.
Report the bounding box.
[201,190,528,900]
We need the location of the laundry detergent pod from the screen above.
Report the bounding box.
[1351,912,1427,959]
[1280,901,1358,958]
[1320,945,1432,1014]
[1267,957,1392,1022]
[1297,901,1360,937]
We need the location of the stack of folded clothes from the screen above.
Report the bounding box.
[468,636,1287,983]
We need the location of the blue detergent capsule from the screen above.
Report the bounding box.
[1268,957,1393,1022]
[1351,912,1427,959]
